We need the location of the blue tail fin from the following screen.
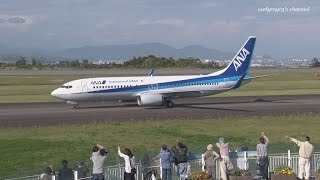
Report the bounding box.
[220,36,256,77]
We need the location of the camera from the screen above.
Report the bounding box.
[100,149,108,156]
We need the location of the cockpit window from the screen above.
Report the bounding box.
[61,85,72,89]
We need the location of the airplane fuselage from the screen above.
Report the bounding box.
[51,74,239,102]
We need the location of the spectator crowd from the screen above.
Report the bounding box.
[39,132,314,180]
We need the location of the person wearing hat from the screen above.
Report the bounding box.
[204,144,220,180]
[285,135,314,180]
[40,166,54,180]
[159,144,172,180]
[216,137,233,180]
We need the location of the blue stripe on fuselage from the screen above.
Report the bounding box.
[87,74,240,94]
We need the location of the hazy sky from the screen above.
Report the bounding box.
[0,0,319,57]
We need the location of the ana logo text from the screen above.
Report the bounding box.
[233,48,250,72]
[90,80,106,85]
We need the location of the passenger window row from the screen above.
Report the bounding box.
[165,82,219,86]
[93,85,133,89]
[92,82,219,89]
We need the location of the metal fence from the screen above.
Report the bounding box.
[268,151,320,177]
[4,151,320,180]
[3,175,40,180]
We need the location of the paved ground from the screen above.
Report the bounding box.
[1,95,319,127]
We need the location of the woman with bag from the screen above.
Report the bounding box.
[216,137,233,180]
[118,146,136,180]
[204,144,220,180]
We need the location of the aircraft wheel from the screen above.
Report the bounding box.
[73,104,80,109]
[165,100,174,108]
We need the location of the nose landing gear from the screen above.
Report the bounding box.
[66,101,80,109]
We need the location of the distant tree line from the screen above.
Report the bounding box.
[311,58,320,67]
[123,55,220,68]
[0,55,221,69]
[0,57,44,69]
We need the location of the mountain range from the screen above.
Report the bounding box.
[0,43,233,60]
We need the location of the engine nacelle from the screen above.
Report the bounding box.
[137,93,163,106]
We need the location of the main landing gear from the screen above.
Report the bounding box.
[73,104,80,109]
[164,100,174,108]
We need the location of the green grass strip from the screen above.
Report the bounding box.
[0,115,319,177]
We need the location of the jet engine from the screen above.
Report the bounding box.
[137,93,163,106]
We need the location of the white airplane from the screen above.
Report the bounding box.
[51,36,256,109]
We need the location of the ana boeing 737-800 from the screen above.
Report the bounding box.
[51,36,256,109]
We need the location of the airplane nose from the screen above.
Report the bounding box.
[51,89,59,97]
[51,88,66,100]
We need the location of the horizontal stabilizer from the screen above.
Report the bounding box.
[244,73,279,80]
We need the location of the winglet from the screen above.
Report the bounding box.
[148,68,155,76]
[232,73,246,89]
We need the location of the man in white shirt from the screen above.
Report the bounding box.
[286,135,314,180]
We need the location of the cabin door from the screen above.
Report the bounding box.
[81,81,88,92]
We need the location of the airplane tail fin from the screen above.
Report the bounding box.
[217,36,256,77]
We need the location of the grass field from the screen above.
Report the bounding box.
[1,68,320,103]
[1,115,320,177]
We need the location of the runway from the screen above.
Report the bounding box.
[1,95,320,127]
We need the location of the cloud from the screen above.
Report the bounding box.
[8,16,26,24]
[256,18,320,35]
[138,18,185,27]
[0,15,32,31]
[242,16,256,21]
[209,20,244,32]
[0,15,32,25]
[49,0,92,5]
[200,2,217,8]
[137,20,149,25]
